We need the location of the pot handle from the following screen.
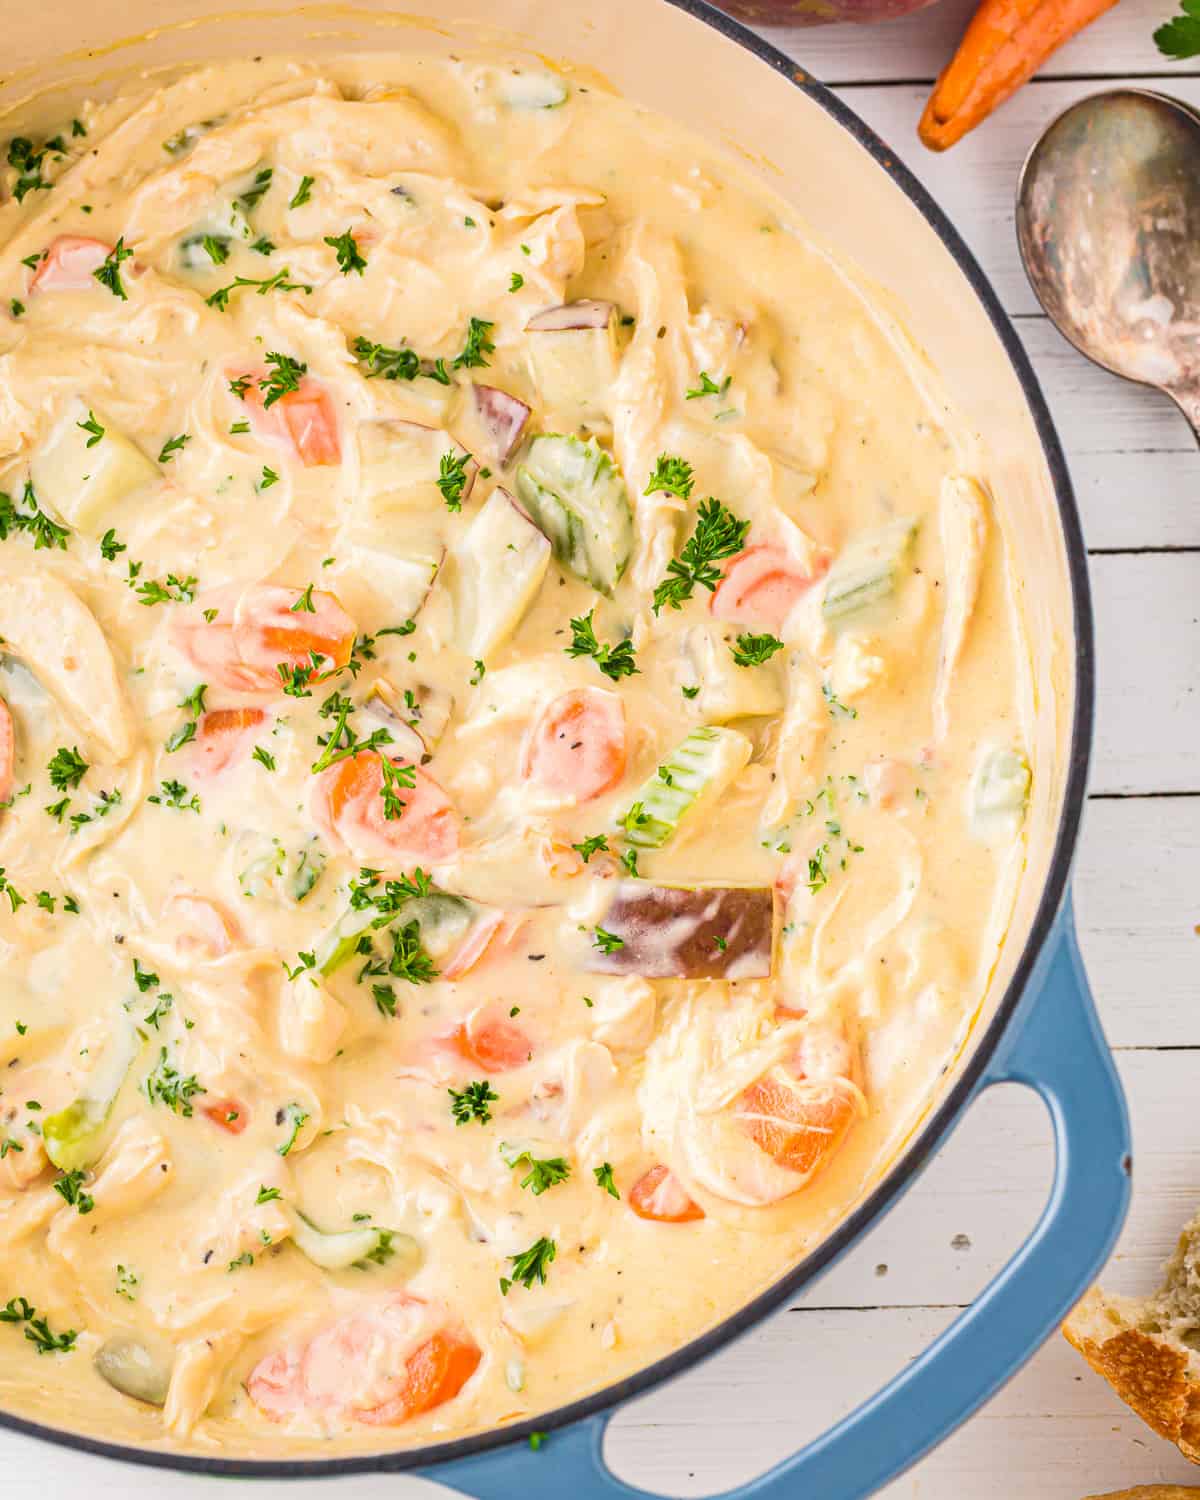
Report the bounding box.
[417,901,1130,1500]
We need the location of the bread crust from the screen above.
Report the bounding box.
[1083,1489,1200,1499]
[1064,1287,1200,1463]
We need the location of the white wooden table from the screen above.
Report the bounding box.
[5,6,1200,1496]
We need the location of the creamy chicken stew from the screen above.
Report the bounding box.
[0,52,1031,1457]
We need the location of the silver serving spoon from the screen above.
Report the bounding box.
[1016,88,1200,435]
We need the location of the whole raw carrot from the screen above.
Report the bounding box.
[919,0,1120,150]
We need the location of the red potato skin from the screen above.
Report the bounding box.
[0,697,15,806]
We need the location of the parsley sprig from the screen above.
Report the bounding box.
[0,1296,78,1355]
[0,481,70,552]
[566,609,639,682]
[501,1146,570,1196]
[449,1079,497,1126]
[324,229,367,275]
[644,453,695,500]
[437,450,472,511]
[652,498,749,614]
[730,632,784,667]
[1155,0,1200,56]
[453,317,495,370]
[206,269,313,311]
[93,238,134,300]
[500,1236,556,1295]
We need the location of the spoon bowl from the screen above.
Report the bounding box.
[1016,88,1200,434]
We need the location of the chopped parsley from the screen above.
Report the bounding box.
[145,1045,205,1117]
[449,1079,498,1127]
[76,410,105,448]
[251,746,276,771]
[437,450,472,512]
[205,268,313,311]
[0,481,70,552]
[499,1236,556,1295]
[93,238,134,300]
[238,167,273,211]
[52,1169,94,1215]
[148,778,201,813]
[571,834,609,862]
[276,1102,310,1156]
[378,756,416,821]
[47,746,88,792]
[157,432,190,464]
[201,234,229,265]
[453,316,495,370]
[593,1162,619,1199]
[644,453,694,500]
[132,572,197,606]
[324,228,367,275]
[0,1297,78,1355]
[255,1185,282,1204]
[566,609,639,682]
[260,466,280,491]
[132,958,159,993]
[822,681,858,719]
[502,1146,570,1196]
[362,918,437,985]
[259,351,306,409]
[731,632,785,668]
[652,498,749,614]
[592,925,624,955]
[685,370,731,400]
[0,870,25,912]
[509,272,524,292]
[351,336,419,382]
[289,174,314,209]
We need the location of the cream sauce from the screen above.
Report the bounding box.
[0,51,1029,1456]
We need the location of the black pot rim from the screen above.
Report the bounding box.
[0,0,1094,1478]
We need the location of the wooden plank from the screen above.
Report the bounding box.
[608,1302,1200,1497]
[823,77,1200,317]
[756,0,1200,85]
[1076,797,1200,1047]
[810,1050,1200,1310]
[1090,552,1200,794]
[1017,318,1200,553]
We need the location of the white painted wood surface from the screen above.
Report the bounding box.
[7,5,1200,1497]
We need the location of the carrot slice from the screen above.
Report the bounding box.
[31,236,111,292]
[920,0,1119,150]
[239,374,341,467]
[628,1165,705,1223]
[247,1297,480,1427]
[710,545,824,633]
[232,585,354,678]
[521,687,626,804]
[738,1073,860,1181]
[172,585,355,695]
[354,1330,481,1426]
[450,1008,533,1072]
[311,750,461,864]
[194,707,267,778]
[202,1097,248,1134]
[0,696,15,806]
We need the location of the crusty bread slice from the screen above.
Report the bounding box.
[1065,1212,1200,1463]
[1083,1489,1200,1499]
